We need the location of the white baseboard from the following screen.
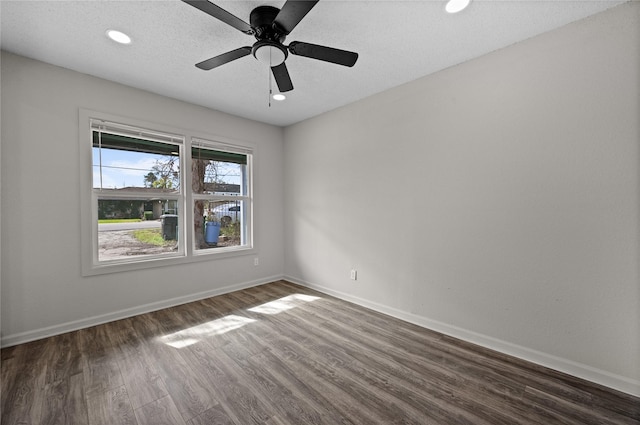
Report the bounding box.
[0,274,284,348]
[285,275,640,398]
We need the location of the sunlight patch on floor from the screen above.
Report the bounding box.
[159,314,256,348]
[158,293,321,348]
[248,293,321,315]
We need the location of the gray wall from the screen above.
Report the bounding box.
[0,52,285,343]
[283,2,639,395]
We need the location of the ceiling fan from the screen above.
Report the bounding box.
[183,0,359,93]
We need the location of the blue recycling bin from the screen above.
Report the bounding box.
[205,221,220,245]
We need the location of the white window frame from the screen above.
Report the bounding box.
[79,109,255,276]
[190,137,253,256]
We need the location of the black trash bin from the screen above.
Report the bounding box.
[160,214,178,240]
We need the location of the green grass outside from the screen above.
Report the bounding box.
[132,229,174,246]
[220,222,241,239]
[98,218,143,224]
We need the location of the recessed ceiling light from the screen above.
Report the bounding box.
[106,29,132,45]
[272,94,286,101]
[445,0,471,14]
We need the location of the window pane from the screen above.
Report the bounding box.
[194,200,244,251]
[98,199,179,261]
[192,151,245,195]
[93,132,180,191]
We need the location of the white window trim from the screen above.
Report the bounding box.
[190,137,253,256]
[79,109,256,276]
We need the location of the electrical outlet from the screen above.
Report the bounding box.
[254,257,259,266]
[350,269,357,280]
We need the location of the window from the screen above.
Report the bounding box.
[81,111,254,274]
[191,140,252,253]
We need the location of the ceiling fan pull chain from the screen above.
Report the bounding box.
[268,48,272,108]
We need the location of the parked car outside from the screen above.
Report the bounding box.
[208,201,241,226]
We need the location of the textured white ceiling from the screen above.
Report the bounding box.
[0,0,627,126]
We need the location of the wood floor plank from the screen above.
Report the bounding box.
[86,384,137,425]
[0,356,16,411]
[246,354,380,425]
[67,372,90,424]
[117,350,169,410]
[0,368,45,424]
[107,315,168,411]
[105,318,146,358]
[232,350,328,425]
[134,395,187,425]
[43,331,83,385]
[39,372,90,425]
[188,343,276,425]
[79,324,124,398]
[134,308,219,422]
[81,350,124,397]
[0,340,47,425]
[523,385,639,425]
[181,296,269,359]
[252,325,429,424]
[2,280,639,425]
[42,377,73,425]
[187,404,236,425]
[245,347,358,425]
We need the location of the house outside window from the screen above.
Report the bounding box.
[81,110,254,275]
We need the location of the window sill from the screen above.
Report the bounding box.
[82,246,256,277]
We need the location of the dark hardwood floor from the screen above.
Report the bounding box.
[2,280,639,424]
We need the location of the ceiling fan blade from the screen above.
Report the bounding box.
[196,47,252,70]
[273,0,319,35]
[182,0,253,35]
[288,41,358,67]
[271,63,294,92]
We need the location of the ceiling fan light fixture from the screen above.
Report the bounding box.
[272,93,286,101]
[253,42,287,66]
[106,29,131,44]
[445,0,471,14]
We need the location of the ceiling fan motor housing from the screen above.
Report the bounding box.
[250,6,285,42]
